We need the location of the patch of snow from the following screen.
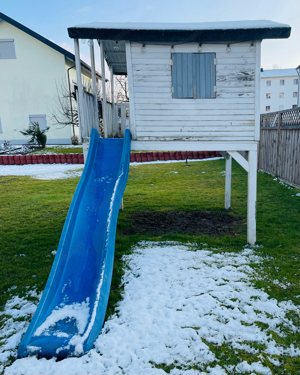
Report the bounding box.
[34,298,90,337]
[4,243,299,375]
[0,164,84,180]
[0,293,42,369]
[72,20,290,31]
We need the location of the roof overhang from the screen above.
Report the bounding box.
[68,20,291,42]
[67,20,291,75]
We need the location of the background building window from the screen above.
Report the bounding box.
[171,53,216,99]
[279,105,284,110]
[292,104,297,108]
[0,39,16,59]
[266,93,271,99]
[266,106,270,111]
[279,92,284,98]
[266,80,271,86]
[293,92,298,97]
[29,115,47,130]
[280,79,285,85]
[293,79,298,85]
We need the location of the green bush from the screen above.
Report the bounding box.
[20,122,50,148]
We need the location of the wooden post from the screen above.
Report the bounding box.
[225,155,232,209]
[74,39,85,143]
[125,41,136,139]
[254,42,261,141]
[110,67,116,137]
[100,41,107,138]
[247,148,258,245]
[275,111,282,176]
[89,39,100,133]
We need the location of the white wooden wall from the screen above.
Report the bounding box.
[130,42,259,142]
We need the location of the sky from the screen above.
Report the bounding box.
[1,0,299,72]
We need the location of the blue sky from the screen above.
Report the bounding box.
[1,0,299,70]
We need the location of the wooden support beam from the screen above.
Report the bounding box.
[254,42,261,141]
[125,41,136,139]
[228,151,249,172]
[74,39,85,143]
[89,39,100,132]
[131,141,258,152]
[100,41,107,137]
[247,149,258,245]
[219,151,229,159]
[110,67,117,137]
[225,155,232,209]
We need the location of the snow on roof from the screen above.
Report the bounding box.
[71,20,289,31]
[261,69,298,78]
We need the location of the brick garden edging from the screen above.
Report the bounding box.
[0,154,84,165]
[0,151,221,166]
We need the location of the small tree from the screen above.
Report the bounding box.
[50,79,103,137]
[20,122,49,148]
[115,75,129,102]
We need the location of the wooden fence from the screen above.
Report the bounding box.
[259,107,300,187]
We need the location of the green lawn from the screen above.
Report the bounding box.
[29,145,83,154]
[0,159,299,373]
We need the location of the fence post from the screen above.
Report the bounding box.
[275,111,282,176]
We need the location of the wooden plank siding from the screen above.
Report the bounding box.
[130,42,257,141]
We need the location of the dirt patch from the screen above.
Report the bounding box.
[123,211,244,237]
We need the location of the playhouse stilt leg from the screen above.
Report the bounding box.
[225,155,232,209]
[120,198,124,211]
[247,149,257,245]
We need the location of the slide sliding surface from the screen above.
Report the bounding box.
[18,129,131,359]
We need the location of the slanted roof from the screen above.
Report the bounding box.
[261,68,298,78]
[67,20,291,75]
[68,20,291,42]
[0,12,102,80]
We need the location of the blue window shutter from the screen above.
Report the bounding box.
[172,53,193,98]
[172,52,216,99]
[193,53,216,99]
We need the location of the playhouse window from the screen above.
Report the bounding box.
[171,53,216,99]
[0,39,16,59]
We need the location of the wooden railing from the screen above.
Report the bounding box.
[259,107,300,187]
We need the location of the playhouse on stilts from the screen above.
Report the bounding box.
[67,20,291,245]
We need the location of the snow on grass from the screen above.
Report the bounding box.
[0,164,84,180]
[0,158,222,180]
[0,291,41,372]
[2,242,299,374]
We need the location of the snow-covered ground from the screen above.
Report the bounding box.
[0,159,221,180]
[1,242,299,375]
[0,164,84,180]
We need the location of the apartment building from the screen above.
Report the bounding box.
[260,68,298,113]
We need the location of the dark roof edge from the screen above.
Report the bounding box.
[0,12,102,79]
[67,26,291,43]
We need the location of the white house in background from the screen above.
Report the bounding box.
[260,68,298,113]
[0,12,101,145]
[67,20,291,245]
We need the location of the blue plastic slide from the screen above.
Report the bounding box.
[18,129,131,359]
